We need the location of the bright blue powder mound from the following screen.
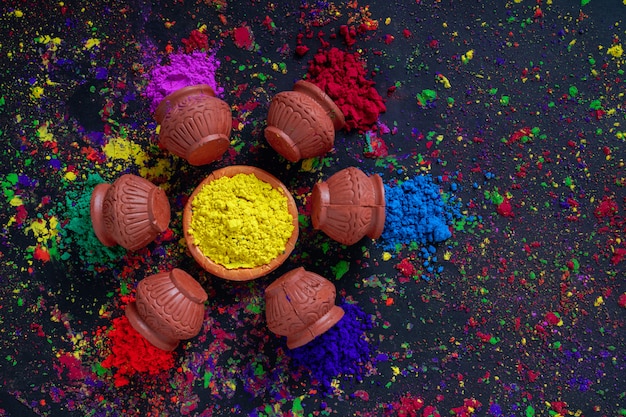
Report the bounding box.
[381,175,456,250]
[288,302,373,393]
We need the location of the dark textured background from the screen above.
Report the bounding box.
[1,1,625,416]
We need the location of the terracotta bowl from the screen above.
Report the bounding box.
[183,165,299,281]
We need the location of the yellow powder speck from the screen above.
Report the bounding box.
[189,173,294,269]
[64,171,77,181]
[36,124,54,141]
[24,217,59,244]
[31,86,45,99]
[102,137,148,168]
[607,44,623,58]
[10,196,23,206]
[84,38,100,49]
[138,158,175,186]
[594,296,604,307]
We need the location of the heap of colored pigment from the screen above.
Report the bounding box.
[381,175,458,250]
[100,315,176,387]
[306,47,386,132]
[59,173,126,270]
[144,50,224,113]
[189,173,294,269]
[288,302,373,393]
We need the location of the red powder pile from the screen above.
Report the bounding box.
[101,315,176,387]
[182,29,210,53]
[306,47,386,132]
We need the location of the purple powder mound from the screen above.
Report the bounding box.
[144,51,224,113]
[288,302,373,393]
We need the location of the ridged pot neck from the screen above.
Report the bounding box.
[154,84,216,124]
[292,80,345,131]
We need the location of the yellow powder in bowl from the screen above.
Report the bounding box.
[188,173,295,269]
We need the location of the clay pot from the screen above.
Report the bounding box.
[90,174,170,251]
[182,165,299,281]
[311,167,385,245]
[264,80,345,162]
[265,267,344,349]
[154,84,232,166]
[125,268,207,351]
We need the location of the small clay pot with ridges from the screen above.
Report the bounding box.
[264,267,344,349]
[90,174,170,251]
[264,80,345,162]
[311,167,385,245]
[155,84,232,166]
[126,268,208,351]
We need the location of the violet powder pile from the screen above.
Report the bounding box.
[144,50,224,113]
[288,302,373,393]
[381,175,460,250]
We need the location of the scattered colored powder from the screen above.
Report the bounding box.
[59,173,126,269]
[144,50,224,113]
[189,173,295,269]
[288,302,373,393]
[101,315,176,387]
[381,175,458,250]
[306,47,386,132]
[416,89,437,109]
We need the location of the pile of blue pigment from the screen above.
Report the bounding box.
[381,175,460,250]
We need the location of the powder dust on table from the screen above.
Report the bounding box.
[144,50,224,113]
[189,173,295,269]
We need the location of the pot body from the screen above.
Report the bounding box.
[265,267,344,349]
[155,84,232,166]
[264,80,344,162]
[90,174,170,251]
[126,268,208,351]
[311,167,385,245]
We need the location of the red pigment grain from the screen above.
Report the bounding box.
[306,47,386,132]
[233,25,254,50]
[101,315,175,387]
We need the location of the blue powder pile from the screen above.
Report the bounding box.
[381,175,458,250]
[288,302,373,393]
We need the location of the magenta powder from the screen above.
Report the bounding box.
[144,51,224,113]
[288,301,374,393]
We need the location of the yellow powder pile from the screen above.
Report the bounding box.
[189,173,295,269]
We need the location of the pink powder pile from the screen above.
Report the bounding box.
[144,51,224,113]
